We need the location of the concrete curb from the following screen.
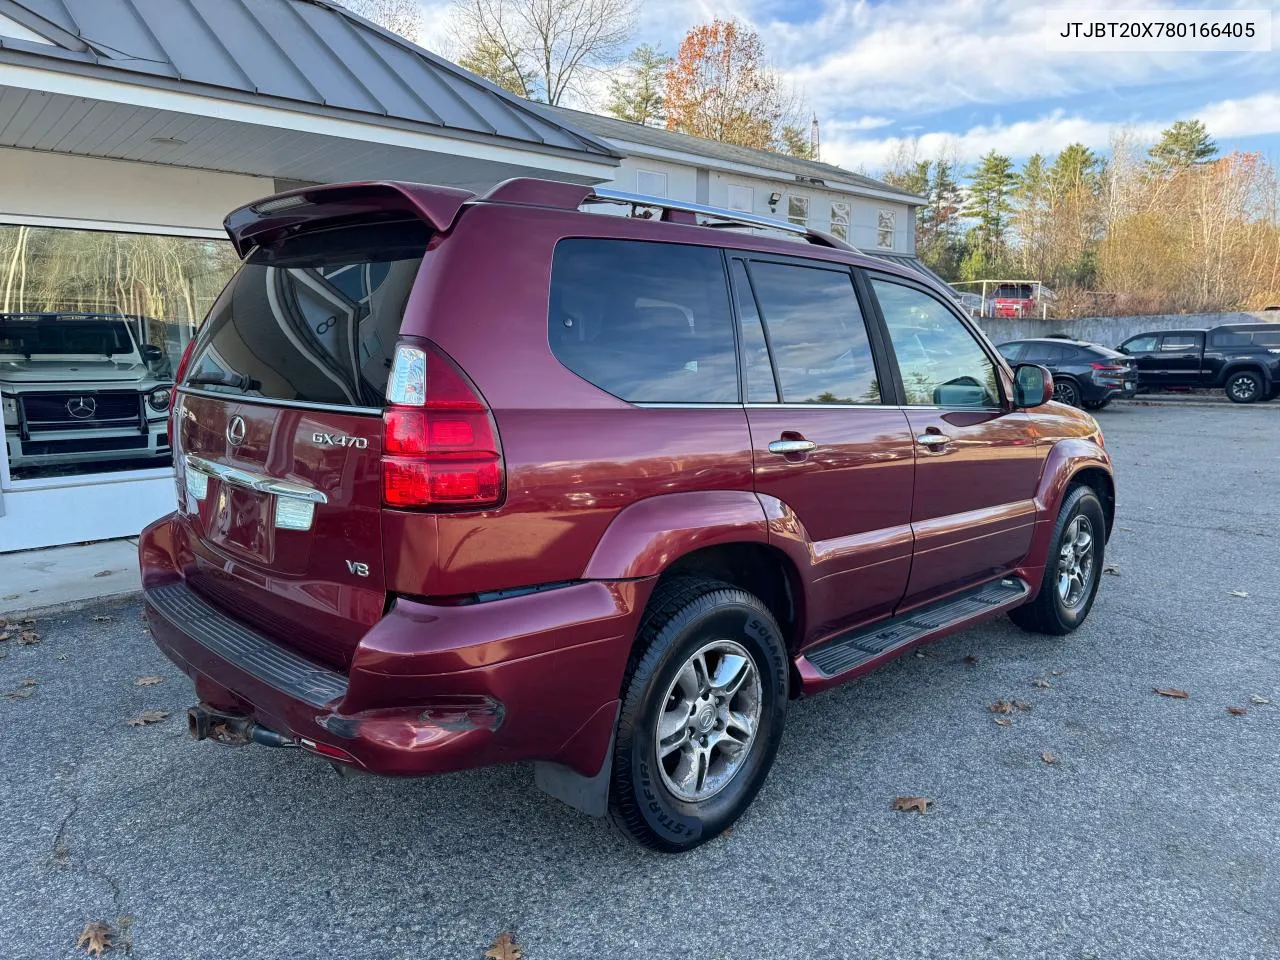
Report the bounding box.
[2,589,143,621]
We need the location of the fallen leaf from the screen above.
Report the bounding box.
[93,570,114,578]
[1041,750,1058,765]
[0,631,10,642]
[891,796,931,814]
[1229,590,1249,598]
[484,931,522,960]
[1050,669,1066,677]
[1226,706,1247,716]
[994,717,1012,727]
[91,615,114,623]
[1103,564,1121,576]
[20,679,37,687]
[133,676,165,687]
[1250,695,1270,705]
[1,686,34,700]
[988,700,1014,714]
[76,921,112,957]
[1012,700,1032,712]
[963,654,978,665]
[1032,678,1052,688]
[1154,687,1189,699]
[1,593,18,600]
[18,630,40,645]
[125,710,169,727]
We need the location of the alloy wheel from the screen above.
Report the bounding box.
[1053,380,1079,406]
[655,640,762,802]
[1057,514,1095,608]
[1229,375,1258,402]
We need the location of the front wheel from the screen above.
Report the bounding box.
[1010,485,1106,635]
[608,577,789,852]
[1225,370,1264,404]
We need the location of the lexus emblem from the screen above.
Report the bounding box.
[66,396,96,420]
[226,415,247,446]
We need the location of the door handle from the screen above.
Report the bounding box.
[916,433,951,448]
[768,439,817,455]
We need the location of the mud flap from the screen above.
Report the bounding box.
[533,709,618,817]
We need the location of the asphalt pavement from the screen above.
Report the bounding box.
[2,403,1278,960]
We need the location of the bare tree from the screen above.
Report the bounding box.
[452,0,636,105]
[341,0,423,43]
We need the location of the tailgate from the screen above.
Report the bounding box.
[172,215,431,669]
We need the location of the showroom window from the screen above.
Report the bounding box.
[0,223,238,483]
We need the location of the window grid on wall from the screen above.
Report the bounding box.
[787,195,809,226]
[876,209,895,249]
[830,201,850,240]
[636,169,669,197]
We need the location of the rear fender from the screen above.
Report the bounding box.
[1217,360,1271,389]
[582,490,771,580]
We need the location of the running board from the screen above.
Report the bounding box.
[803,578,1031,679]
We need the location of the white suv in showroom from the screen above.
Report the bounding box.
[1,313,174,478]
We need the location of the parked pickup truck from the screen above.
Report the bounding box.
[1117,322,1280,404]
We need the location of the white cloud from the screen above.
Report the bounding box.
[820,91,1280,172]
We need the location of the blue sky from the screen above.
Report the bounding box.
[421,0,1280,176]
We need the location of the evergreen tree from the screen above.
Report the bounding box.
[457,37,532,98]
[605,44,671,125]
[1147,119,1217,171]
[963,151,1018,261]
[779,124,814,159]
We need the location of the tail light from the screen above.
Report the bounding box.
[381,342,504,509]
[168,338,198,449]
[1090,363,1126,372]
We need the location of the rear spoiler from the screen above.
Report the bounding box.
[223,181,475,258]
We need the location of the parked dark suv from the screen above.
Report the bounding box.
[1118,323,1280,403]
[140,179,1115,852]
[996,337,1137,409]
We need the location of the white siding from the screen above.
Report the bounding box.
[603,156,915,254]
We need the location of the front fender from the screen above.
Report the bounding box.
[582,490,769,580]
[1017,437,1113,591]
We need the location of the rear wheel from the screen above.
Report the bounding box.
[1226,370,1264,404]
[1010,485,1106,636]
[608,577,788,852]
[1052,378,1081,407]
[1083,397,1110,411]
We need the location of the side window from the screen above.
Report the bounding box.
[1160,333,1202,352]
[549,239,738,403]
[1022,342,1066,365]
[996,342,1025,363]
[730,260,778,402]
[746,260,880,404]
[1124,335,1158,352]
[1210,330,1252,347]
[870,277,1000,407]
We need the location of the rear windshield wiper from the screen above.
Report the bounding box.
[186,371,261,391]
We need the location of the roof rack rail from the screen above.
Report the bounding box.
[585,187,859,253]
[476,178,860,252]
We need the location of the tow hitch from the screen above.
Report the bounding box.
[187,704,297,748]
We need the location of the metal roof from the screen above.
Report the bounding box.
[542,104,923,203]
[0,0,616,160]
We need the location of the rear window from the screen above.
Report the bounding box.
[995,284,1033,300]
[0,315,134,357]
[549,239,738,403]
[185,221,429,407]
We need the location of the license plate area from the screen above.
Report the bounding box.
[208,485,274,563]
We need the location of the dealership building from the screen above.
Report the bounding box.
[0,0,921,553]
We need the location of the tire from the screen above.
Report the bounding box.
[1009,485,1106,636]
[608,576,789,852]
[1052,377,1081,407]
[1083,397,1110,411]
[1225,370,1264,404]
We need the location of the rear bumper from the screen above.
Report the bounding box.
[141,514,649,778]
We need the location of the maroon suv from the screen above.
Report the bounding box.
[140,178,1114,852]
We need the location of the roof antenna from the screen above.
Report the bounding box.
[810,113,820,162]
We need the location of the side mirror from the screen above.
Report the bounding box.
[1117,345,1130,355]
[1013,363,1054,408]
[140,344,163,363]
